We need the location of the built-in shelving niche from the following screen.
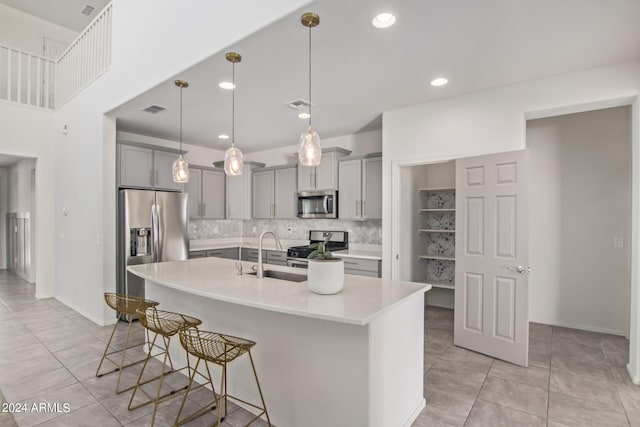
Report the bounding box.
[412,163,456,308]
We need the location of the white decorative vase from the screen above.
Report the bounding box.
[307,258,344,295]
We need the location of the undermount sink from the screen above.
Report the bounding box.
[246,270,307,283]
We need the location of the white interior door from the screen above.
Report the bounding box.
[454,150,530,366]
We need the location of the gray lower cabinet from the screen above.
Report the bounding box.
[341,257,381,278]
[241,248,266,263]
[189,250,207,259]
[206,248,238,259]
[266,250,288,266]
[190,247,237,260]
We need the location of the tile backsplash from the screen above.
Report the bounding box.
[190,218,382,245]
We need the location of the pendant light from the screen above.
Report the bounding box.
[298,12,322,167]
[172,79,190,183]
[223,52,244,176]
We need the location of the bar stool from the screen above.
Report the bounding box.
[175,326,271,427]
[128,306,202,426]
[96,293,159,394]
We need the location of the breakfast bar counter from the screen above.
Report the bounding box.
[128,257,430,427]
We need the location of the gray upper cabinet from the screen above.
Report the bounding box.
[216,161,265,219]
[253,170,275,219]
[118,142,183,191]
[297,147,351,191]
[253,166,297,219]
[338,156,382,220]
[154,150,183,191]
[201,170,225,219]
[185,167,225,219]
[118,144,154,188]
[185,168,203,219]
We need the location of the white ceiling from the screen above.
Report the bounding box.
[12,0,640,153]
[0,0,110,32]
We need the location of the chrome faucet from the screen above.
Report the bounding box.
[257,230,282,279]
[236,242,252,275]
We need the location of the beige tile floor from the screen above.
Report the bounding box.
[415,306,639,427]
[0,270,638,426]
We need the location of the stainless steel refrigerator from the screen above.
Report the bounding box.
[117,189,189,304]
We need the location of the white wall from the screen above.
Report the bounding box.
[8,158,36,212]
[383,57,640,383]
[0,103,54,297]
[51,0,311,324]
[116,131,227,167]
[7,158,37,282]
[0,168,7,269]
[528,107,631,335]
[0,4,77,55]
[244,129,382,167]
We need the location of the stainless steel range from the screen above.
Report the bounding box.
[286,230,349,268]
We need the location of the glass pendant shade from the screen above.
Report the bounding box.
[224,145,244,176]
[298,126,322,166]
[172,155,189,183]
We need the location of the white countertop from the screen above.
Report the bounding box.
[128,257,428,325]
[189,239,382,260]
[332,249,382,261]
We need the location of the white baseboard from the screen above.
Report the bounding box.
[34,292,54,299]
[13,268,34,284]
[538,320,626,337]
[627,363,640,385]
[403,398,426,427]
[54,295,106,326]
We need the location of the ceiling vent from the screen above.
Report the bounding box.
[285,99,312,110]
[142,105,167,114]
[80,4,96,16]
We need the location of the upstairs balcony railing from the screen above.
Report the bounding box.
[0,3,112,110]
[0,45,56,109]
[56,3,112,108]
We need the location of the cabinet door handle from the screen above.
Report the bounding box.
[203,203,206,217]
[361,200,366,217]
[274,203,277,218]
[150,170,154,186]
[314,172,318,188]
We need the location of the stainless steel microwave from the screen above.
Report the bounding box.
[297,190,337,219]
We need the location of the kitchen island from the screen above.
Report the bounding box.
[128,257,430,427]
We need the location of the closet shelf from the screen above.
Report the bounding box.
[418,255,455,261]
[418,187,455,192]
[419,209,456,213]
[423,281,455,290]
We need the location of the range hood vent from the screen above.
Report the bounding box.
[285,99,311,110]
[142,105,166,114]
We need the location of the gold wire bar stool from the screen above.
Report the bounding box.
[128,306,202,426]
[175,326,271,427]
[96,293,159,394]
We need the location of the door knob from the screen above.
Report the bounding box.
[507,265,531,274]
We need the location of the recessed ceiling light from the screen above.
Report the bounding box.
[218,134,229,139]
[218,82,234,90]
[430,78,448,87]
[372,12,396,29]
[298,112,311,119]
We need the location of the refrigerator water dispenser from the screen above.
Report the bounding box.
[130,228,151,256]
